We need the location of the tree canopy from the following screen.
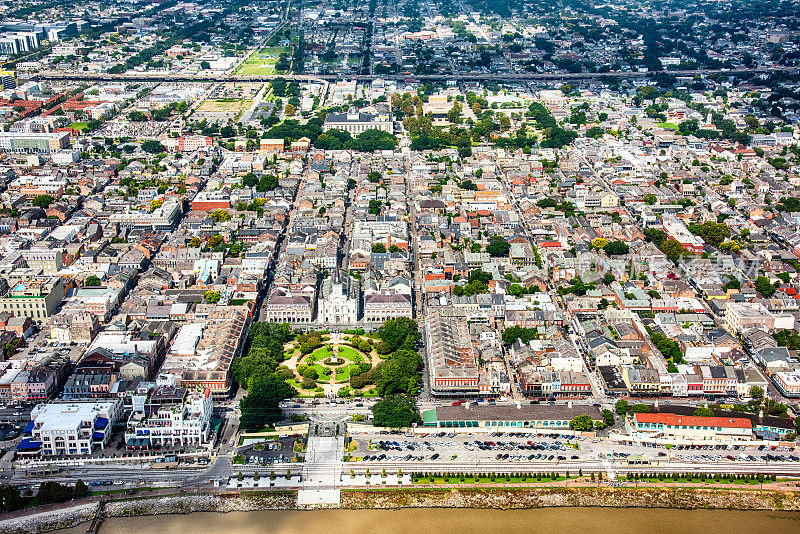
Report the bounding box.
[239,373,296,430]
[486,236,511,257]
[371,394,421,428]
[141,140,166,154]
[377,317,420,352]
[32,194,54,209]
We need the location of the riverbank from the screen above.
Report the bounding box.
[3,486,800,534]
[341,486,800,510]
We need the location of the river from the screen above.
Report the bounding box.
[58,508,800,534]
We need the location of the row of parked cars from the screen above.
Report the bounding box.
[373,440,417,451]
[362,453,431,462]
[470,440,570,452]
[494,453,580,461]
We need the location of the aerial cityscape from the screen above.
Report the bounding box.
[0,0,799,531]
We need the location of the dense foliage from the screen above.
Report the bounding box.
[371,394,422,427]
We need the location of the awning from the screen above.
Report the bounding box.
[16,438,42,451]
[126,437,150,447]
[94,417,109,429]
[92,431,105,440]
[23,420,34,434]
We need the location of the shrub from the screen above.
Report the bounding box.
[374,341,393,355]
[302,367,319,380]
[301,377,316,389]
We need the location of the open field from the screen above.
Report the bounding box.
[197,98,253,113]
[235,46,289,75]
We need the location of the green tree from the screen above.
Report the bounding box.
[239,373,297,430]
[693,407,714,417]
[73,479,88,499]
[647,328,684,363]
[200,60,211,69]
[211,209,231,222]
[603,240,630,255]
[204,290,220,304]
[32,194,54,209]
[141,140,166,154]
[602,409,615,427]
[485,236,511,257]
[688,221,731,248]
[501,326,538,346]
[371,243,387,253]
[374,341,393,355]
[615,399,630,415]
[0,484,23,512]
[507,284,525,298]
[127,110,147,122]
[378,317,420,352]
[84,275,102,287]
[659,238,693,263]
[374,348,423,395]
[36,481,72,504]
[569,415,595,431]
[371,395,421,427]
[232,322,294,386]
[754,276,777,298]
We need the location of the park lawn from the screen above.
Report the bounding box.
[656,122,678,130]
[307,363,331,381]
[335,366,349,381]
[69,122,89,131]
[334,363,364,382]
[237,63,277,75]
[235,46,289,75]
[337,346,365,363]
[308,347,332,362]
[286,378,302,389]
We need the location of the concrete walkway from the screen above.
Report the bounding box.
[298,433,344,506]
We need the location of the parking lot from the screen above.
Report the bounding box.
[350,432,591,464]
[12,329,86,365]
[236,437,302,466]
[348,432,799,465]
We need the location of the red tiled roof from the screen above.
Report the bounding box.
[634,412,752,429]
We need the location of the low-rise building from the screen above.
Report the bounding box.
[125,386,213,450]
[23,400,122,456]
[0,277,65,324]
[322,111,392,135]
[629,412,753,443]
[0,131,70,154]
[423,404,604,432]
